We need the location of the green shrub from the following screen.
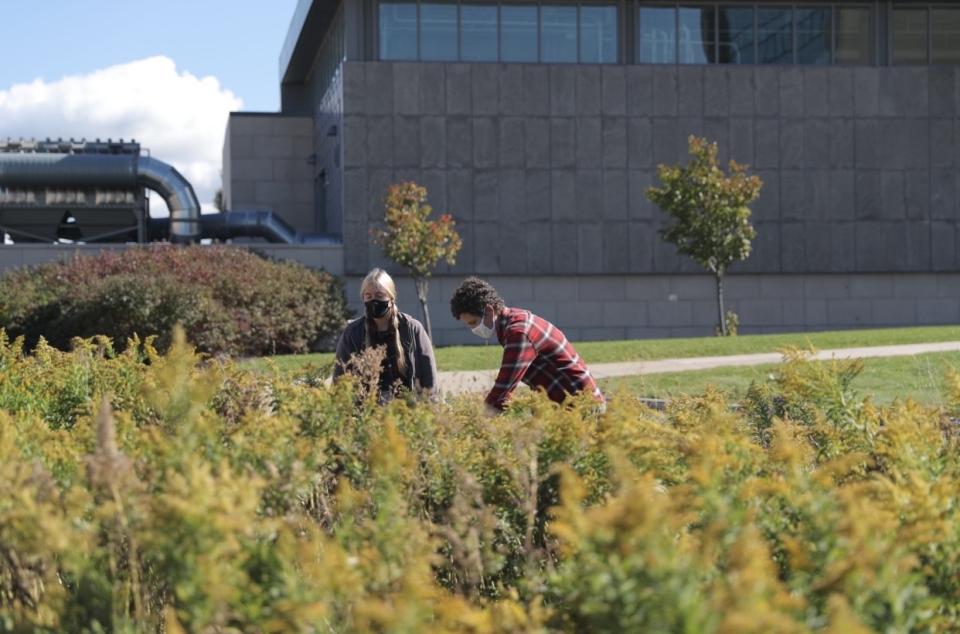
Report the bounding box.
[0,246,349,357]
[4,334,960,631]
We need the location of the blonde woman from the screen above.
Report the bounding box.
[333,268,437,400]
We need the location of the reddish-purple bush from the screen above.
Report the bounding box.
[0,246,349,356]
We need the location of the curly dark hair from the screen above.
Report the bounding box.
[450,277,505,319]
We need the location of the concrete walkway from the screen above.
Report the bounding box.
[437,341,960,396]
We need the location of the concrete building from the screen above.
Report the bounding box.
[223,1,960,345]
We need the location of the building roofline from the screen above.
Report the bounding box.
[279,0,342,86]
[279,0,313,84]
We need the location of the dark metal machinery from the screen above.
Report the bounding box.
[0,139,149,243]
[0,138,335,245]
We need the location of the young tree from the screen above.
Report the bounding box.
[371,182,462,339]
[646,136,763,336]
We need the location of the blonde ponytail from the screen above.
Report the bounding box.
[392,306,408,377]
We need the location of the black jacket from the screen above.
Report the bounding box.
[332,312,437,394]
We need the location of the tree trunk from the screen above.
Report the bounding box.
[715,272,726,336]
[414,277,433,340]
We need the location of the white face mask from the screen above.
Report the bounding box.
[471,321,495,339]
[471,306,495,339]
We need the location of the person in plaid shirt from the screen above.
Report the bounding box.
[450,277,605,413]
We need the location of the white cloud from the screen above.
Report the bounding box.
[0,56,242,215]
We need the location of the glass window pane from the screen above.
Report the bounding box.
[931,9,960,64]
[639,7,676,64]
[580,6,618,63]
[835,7,871,64]
[501,5,538,62]
[461,4,497,61]
[420,3,458,61]
[718,6,755,64]
[380,2,417,60]
[679,6,715,64]
[796,7,830,64]
[892,8,928,64]
[541,5,578,63]
[757,7,793,64]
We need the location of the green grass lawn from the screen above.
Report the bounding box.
[242,325,960,374]
[601,350,960,406]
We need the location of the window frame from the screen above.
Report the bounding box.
[635,1,876,66]
[375,0,622,63]
[890,2,960,65]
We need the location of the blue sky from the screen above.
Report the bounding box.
[0,1,301,209]
[0,0,298,112]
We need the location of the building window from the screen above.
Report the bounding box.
[638,2,873,66]
[892,7,927,64]
[420,3,458,60]
[931,8,960,64]
[679,6,715,64]
[718,6,755,64]
[581,5,618,63]
[835,7,871,65]
[461,4,498,61]
[378,1,618,63]
[639,6,677,63]
[541,5,578,62]
[756,7,792,63]
[380,2,418,60]
[796,6,831,64]
[892,5,960,65]
[501,5,539,61]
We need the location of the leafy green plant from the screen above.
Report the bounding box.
[647,136,762,336]
[715,310,739,337]
[0,246,349,357]
[371,182,462,339]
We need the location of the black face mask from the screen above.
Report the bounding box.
[364,299,391,319]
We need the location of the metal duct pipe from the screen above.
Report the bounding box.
[137,156,200,243]
[0,153,137,187]
[0,152,201,243]
[149,210,338,245]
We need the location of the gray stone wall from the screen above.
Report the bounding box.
[223,114,316,233]
[0,243,951,347]
[338,62,960,278]
[343,272,960,347]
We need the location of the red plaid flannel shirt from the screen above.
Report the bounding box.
[485,307,604,410]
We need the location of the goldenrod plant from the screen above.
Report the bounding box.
[3,328,960,631]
